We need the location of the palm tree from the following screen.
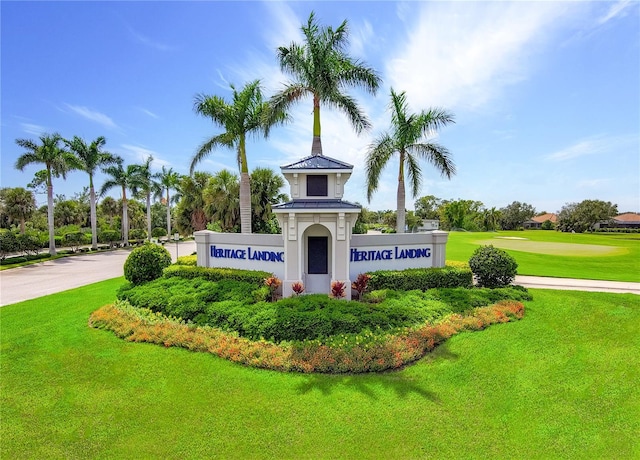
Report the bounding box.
[64,136,121,249]
[366,89,456,233]
[100,163,144,244]
[132,156,159,241]
[271,11,381,156]
[174,172,212,234]
[250,167,287,234]
[14,133,76,255]
[203,169,240,232]
[154,166,181,237]
[191,80,281,234]
[0,187,36,234]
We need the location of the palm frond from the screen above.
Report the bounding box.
[365,133,395,202]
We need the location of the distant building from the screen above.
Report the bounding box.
[595,212,640,230]
[416,219,440,232]
[523,213,557,229]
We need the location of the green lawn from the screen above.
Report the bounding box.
[446,230,640,282]
[2,279,638,458]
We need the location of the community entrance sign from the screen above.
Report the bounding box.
[195,151,448,299]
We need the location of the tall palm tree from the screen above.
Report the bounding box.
[100,163,144,244]
[15,133,76,255]
[154,166,181,237]
[366,89,456,233]
[271,11,381,156]
[131,156,159,241]
[191,80,282,234]
[203,169,240,232]
[191,80,286,233]
[64,136,121,249]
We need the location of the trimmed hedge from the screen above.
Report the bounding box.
[90,299,525,374]
[163,265,271,286]
[174,255,197,266]
[367,266,472,291]
[124,243,172,285]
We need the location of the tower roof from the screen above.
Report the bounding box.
[281,154,353,172]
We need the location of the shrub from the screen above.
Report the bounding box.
[99,230,121,247]
[163,265,270,287]
[264,276,282,302]
[152,227,168,238]
[90,299,525,374]
[17,232,41,256]
[123,243,172,285]
[175,255,197,266]
[367,266,472,291]
[0,231,18,260]
[351,273,371,300]
[291,281,305,296]
[330,280,346,298]
[64,231,87,252]
[129,229,147,241]
[468,245,518,288]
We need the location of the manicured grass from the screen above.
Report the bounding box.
[446,230,640,282]
[2,280,638,458]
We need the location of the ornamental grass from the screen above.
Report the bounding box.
[89,299,524,374]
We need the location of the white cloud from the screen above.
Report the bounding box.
[119,144,172,169]
[127,26,174,51]
[385,2,574,112]
[598,0,634,25]
[546,135,637,161]
[577,178,611,188]
[138,107,159,119]
[65,104,118,129]
[20,123,48,136]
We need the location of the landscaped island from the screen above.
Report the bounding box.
[89,245,529,373]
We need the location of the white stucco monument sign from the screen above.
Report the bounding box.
[195,151,448,299]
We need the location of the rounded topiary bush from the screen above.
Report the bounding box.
[124,243,172,285]
[468,245,518,288]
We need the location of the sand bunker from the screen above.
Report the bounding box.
[476,239,626,257]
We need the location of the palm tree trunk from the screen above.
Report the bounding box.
[397,177,406,234]
[90,185,98,249]
[122,188,129,245]
[47,183,56,256]
[240,172,252,234]
[146,193,152,241]
[312,95,322,156]
[166,189,171,237]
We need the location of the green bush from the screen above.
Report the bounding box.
[152,227,168,238]
[367,266,472,291]
[17,232,42,256]
[0,231,18,260]
[129,229,147,241]
[123,243,172,285]
[468,245,518,288]
[175,255,197,266]
[163,265,270,286]
[63,231,87,252]
[99,230,121,247]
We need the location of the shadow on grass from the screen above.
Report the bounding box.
[294,343,460,402]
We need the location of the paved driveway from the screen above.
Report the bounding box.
[0,241,196,307]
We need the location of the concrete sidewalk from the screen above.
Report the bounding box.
[515,275,640,295]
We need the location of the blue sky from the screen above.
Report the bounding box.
[2,1,639,214]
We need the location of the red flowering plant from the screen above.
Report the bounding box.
[291,281,305,296]
[351,273,371,301]
[330,280,346,299]
[264,276,282,302]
